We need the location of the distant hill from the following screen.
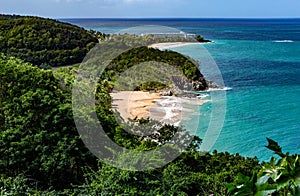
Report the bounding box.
[0,14,98,67]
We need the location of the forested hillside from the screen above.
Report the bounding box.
[0,15,299,195]
[1,55,294,196]
[0,15,98,67]
[0,53,260,195]
[0,54,97,189]
[103,46,208,91]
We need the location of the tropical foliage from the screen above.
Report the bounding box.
[228,138,300,196]
[0,54,97,189]
[0,53,262,195]
[0,14,98,67]
[0,14,298,195]
[104,46,208,91]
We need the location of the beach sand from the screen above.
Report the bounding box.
[111,42,210,124]
[110,91,161,121]
[111,91,209,125]
[148,42,201,50]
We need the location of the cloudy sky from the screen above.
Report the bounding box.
[1,0,299,18]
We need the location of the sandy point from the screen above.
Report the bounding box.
[148,42,201,50]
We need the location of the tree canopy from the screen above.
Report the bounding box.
[0,54,97,189]
[0,14,298,195]
[0,53,261,195]
[0,14,98,67]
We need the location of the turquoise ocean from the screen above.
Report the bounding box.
[62,18,300,161]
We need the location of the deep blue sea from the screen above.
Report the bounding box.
[62,18,300,161]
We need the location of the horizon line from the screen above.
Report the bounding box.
[2,13,299,20]
[59,17,300,20]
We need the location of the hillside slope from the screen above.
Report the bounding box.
[0,14,98,67]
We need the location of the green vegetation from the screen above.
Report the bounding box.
[0,54,97,189]
[195,34,211,43]
[104,46,208,91]
[0,14,98,67]
[107,33,210,47]
[229,138,300,196]
[1,55,297,196]
[0,15,298,195]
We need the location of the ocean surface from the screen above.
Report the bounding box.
[62,18,300,161]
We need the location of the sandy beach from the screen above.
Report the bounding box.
[110,91,161,120]
[110,42,210,124]
[148,42,201,50]
[111,91,209,125]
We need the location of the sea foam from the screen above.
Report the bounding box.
[204,87,233,92]
[272,40,294,43]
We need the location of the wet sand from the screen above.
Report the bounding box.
[148,42,201,50]
[111,91,209,125]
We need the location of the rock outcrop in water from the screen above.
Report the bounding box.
[158,75,209,97]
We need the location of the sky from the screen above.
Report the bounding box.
[0,0,300,19]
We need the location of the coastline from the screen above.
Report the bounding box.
[111,42,211,124]
[111,91,209,125]
[149,95,209,126]
[148,42,201,50]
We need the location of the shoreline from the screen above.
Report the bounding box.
[111,42,213,124]
[148,42,201,50]
[110,91,209,125]
[149,95,209,126]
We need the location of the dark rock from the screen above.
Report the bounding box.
[206,80,219,88]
